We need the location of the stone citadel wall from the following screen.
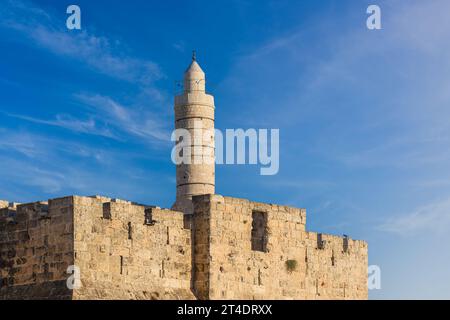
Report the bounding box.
[0,195,368,300]
[193,195,368,300]
[0,198,74,299]
[72,196,194,300]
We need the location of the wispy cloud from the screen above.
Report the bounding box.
[333,136,450,169]
[172,40,186,53]
[0,130,104,194]
[0,0,163,85]
[0,157,67,193]
[0,128,111,162]
[5,112,116,139]
[4,92,171,144]
[229,0,450,171]
[379,198,450,236]
[75,93,171,142]
[0,0,172,146]
[0,128,171,200]
[0,129,47,158]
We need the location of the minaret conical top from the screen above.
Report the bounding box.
[184,52,205,92]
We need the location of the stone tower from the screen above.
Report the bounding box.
[172,54,215,214]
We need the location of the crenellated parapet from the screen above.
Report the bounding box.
[0,201,9,209]
[1,193,367,300]
[0,197,74,299]
[0,195,196,300]
[191,194,368,300]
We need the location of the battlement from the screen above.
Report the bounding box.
[0,200,9,209]
[0,197,74,299]
[1,194,367,300]
[0,200,20,219]
[0,195,194,300]
[194,193,307,226]
[192,194,367,300]
[69,196,194,300]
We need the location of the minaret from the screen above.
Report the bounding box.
[172,53,215,214]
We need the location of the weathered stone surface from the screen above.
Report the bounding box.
[0,197,74,300]
[0,194,367,300]
[71,196,195,300]
[192,195,367,300]
[0,280,72,300]
[0,201,9,209]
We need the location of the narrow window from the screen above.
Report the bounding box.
[127,222,132,240]
[160,260,165,278]
[120,256,123,275]
[251,211,268,252]
[144,208,155,225]
[166,226,170,245]
[258,268,262,286]
[39,204,50,220]
[343,235,349,253]
[317,233,326,249]
[316,279,319,296]
[103,203,111,220]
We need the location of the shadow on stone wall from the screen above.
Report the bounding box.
[0,280,72,300]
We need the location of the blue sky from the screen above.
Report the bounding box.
[1,0,450,299]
